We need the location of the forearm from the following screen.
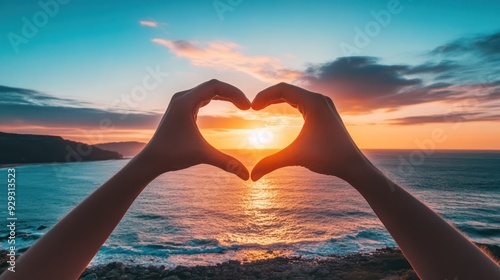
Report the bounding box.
[2,153,159,280]
[346,159,500,279]
[0,80,249,280]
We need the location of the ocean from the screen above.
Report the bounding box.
[1,150,499,268]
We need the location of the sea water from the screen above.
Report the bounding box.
[1,150,499,268]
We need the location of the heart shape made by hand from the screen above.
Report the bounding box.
[198,104,301,158]
[146,80,363,184]
[198,105,300,147]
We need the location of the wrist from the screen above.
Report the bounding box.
[345,157,397,196]
[131,146,166,179]
[341,154,371,182]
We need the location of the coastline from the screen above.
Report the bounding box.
[0,158,130,169]
[2,244,498,279]
[78,243,498,279]
[82,247,419,280]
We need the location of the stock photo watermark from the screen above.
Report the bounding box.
[388,73,497,192]
[7,0,70,54]
[50,65,169,181]
[5,168,17,273]
[213,0,243,21]
[339,0,406,57]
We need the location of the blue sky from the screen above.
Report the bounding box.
[2,0,499,100]
[1,0,499,148]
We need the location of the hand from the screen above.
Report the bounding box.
[140,79,251,180]
[251,82,368,182]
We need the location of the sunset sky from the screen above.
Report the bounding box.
[1,0,499,149]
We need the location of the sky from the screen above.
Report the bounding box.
[1,0,499,150]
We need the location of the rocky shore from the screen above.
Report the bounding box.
[1,244,498,279]
[77,247,418,280]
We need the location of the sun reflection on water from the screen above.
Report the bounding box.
[221,178,295,247]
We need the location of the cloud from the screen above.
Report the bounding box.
[424,31,500,86]
[298,31,500,115]
[7,30,494,134]
[300,56,455,113]
[139,20,158,28]
[152,39,300,82]
[429,31,500,57]
[0,85,38,95]
[388,112,500,125]
[0,85,272,133]
[300,57,500,114]
[197,115,267,130]
[149,31,499,118]
[404,61,459,75]
[0,85,88,107]
[0,86,161,129]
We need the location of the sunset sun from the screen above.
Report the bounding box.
[248,128,275,149]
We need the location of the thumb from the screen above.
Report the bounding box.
[205,148,249,181]
[251,148,295,181]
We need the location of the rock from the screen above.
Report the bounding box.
[66,246,480,279]
[162,276,180,280]
[106,262,125,271]
[80,273,97,280]
[105,268,120,278]
[227,260,240,266]
[37,225,47,230]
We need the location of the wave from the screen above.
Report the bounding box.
[134,213,167,220]
[100,239,240,258]
[328,229,389,243]
[457,224,500,237]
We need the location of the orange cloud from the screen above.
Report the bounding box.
[197,115,267,130]
[140,20,158,28]
[152,39,300,82]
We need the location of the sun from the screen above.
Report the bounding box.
[248,128,274,149]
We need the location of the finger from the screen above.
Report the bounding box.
[205,148,250,181]
[209,95,241,106]
[251,147,296,181]
[195,79,251,110]
[252,83,310,110]
[262,98,296,107]
[212,95,231,101]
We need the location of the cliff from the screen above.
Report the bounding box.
[95,141,146,157]
[0,132,123,165]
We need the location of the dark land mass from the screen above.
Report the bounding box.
[95,141,146,157]
[1,244,498,279]
[0,132,122,165]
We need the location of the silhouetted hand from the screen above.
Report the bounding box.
[141,79,251,180]
[251,82,367,181]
